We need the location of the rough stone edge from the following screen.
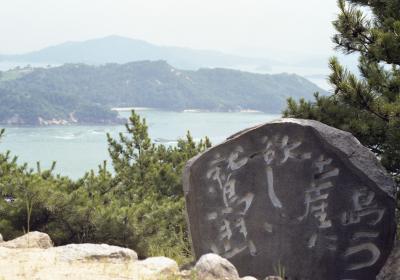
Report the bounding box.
[376,241,400,280]
[52,243,138,262]
[0,231,53,249]
[183,156,200,258]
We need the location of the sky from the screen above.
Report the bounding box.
[0,0,340,61]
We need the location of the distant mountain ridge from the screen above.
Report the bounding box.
[0,61,326,125]
[0,35,275,71]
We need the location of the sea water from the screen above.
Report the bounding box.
[0,110,279,179]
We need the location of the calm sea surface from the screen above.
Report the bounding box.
[0,110,279,179]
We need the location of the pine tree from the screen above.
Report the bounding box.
[284,0,400,185]
[106,111,211,262]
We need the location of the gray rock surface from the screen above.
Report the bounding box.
[52,243,138,262]
[134,256,179,279]
[0,244,175,280]
[194,253,240,280]
[184,118,396,280]
[0,231,53,249]
[377,242,400,280]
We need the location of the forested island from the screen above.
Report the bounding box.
[0,61,324,125]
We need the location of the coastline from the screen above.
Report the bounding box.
[0,108,273,127]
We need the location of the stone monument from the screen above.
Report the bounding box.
[183,119,396,280]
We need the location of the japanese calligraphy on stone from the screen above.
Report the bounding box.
[184,119,396,280]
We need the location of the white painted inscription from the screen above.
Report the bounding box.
[341,188,385,226]
[262,135,311,210]
[298,155,339,226]
[344,243,381,271]
[297,155,339,250]
[206,146,256,258]
[342,186,385,272]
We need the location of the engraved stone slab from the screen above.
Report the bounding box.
[183,119,396,280]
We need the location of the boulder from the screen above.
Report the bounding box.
[184,118,396,279]
[0,243,176,280]
[133,256,179,279]
[241,277,258,280]
[0,233,3,243]
[52,243,138,262]
[177,269,196,279]
[0,231,53,249]
[377,243,400,280]
[194,253,240,280]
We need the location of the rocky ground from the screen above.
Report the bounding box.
[0,232,282,280]
[1,232,397,279]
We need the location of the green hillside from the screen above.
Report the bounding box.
[0,61,325,125]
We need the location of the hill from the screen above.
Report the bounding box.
[0,35,275,71]
[0,61,326,125]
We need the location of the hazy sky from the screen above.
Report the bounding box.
[1,0,339,60]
